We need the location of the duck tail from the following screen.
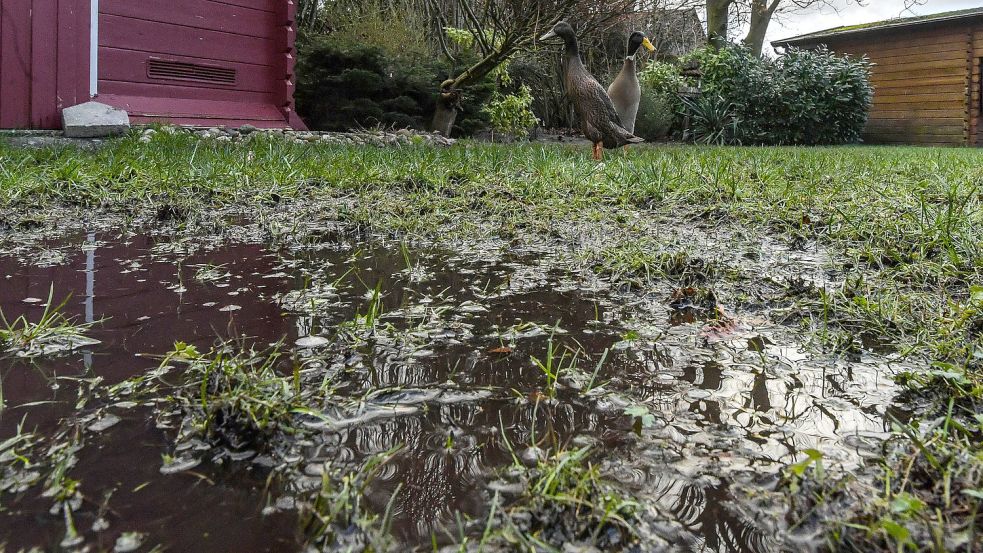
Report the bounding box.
[611,122,644,145]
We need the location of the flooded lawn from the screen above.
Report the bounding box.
[1,226,912,552]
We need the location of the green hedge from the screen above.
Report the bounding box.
[687,45,873,145]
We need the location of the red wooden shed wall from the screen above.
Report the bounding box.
[0,0,90,129]
[97,0,301,128]
[0,0,302,129]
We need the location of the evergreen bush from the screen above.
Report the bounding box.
[295,31,493,134]
[685,44,872,145]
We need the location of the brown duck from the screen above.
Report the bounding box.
[539,21,643,160]
[607,31,656,135]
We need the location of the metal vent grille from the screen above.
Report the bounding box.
[147,59,236,85]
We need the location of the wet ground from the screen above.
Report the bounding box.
[0,225,913,552]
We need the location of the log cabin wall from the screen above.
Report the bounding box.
[776,11,983,147]
[972,26,983,146]
[818,23,974,146]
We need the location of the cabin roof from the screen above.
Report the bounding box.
[773,7,983,47]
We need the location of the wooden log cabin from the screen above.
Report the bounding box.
[773,8,983,147]
[0,0,305,130]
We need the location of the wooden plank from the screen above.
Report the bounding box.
[98,45,274,70]
[57,0,84,113]
[30,0,59,128]
[98,80,276,104]
[828,29,971,53]
[869,109,967,119]
[871,59,967,74]
[865,125,965,137]
[98,48,276,93]
[1,0,33,127]
[100,0,278,39]
[866,118,967,127]
[872,84,967,96]
[874,92,966,104]
[99,13,277,67]
[866,132,966,143]
[871,66,966,80]
[865,130,966,139]
[866,135,964,142]
[198,0,276,14]
[872,76,967,89]
[873,102,972,113]
[97,93,286,120]
[128,115,289,128]
[868,50,969,67]
[834,40,970,60]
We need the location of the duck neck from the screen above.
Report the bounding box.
[625,36,643,60]
[563,35,580,60]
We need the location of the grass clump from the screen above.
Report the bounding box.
[788,400,982,552]
[300,448,402,552]
[491,446,638,551]
[159,341,320,452]
[0,286,99,357]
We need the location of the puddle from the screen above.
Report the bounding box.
[0,229,912,552]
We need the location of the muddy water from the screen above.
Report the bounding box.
[0,230,905,552]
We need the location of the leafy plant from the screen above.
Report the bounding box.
[301,448,402,551]
[481,85,540,139]
[638,61,685,96]
[634,91,678,141]
[681,94,742,145]
[530,328,578,400]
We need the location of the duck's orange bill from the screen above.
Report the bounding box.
[642,37,656,52]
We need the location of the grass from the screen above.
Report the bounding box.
[155,340,323,451]
[300,447,402,551]
[0,286,99,357]
[489,435,639,550]
[1,131,982,549]
[530,327,579,400]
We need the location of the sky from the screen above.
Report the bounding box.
[762,0,983,51]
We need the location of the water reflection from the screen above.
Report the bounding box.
[0,231,904,552]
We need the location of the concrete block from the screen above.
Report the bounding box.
[62,102,130,138]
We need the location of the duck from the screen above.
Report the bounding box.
[607,31,656,135]
[539,21,643,160]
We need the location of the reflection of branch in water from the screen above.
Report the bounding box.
[646,474,778,553]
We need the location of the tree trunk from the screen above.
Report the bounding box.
[743,0,779,56]
[431,87,460,136]
[706,0,733,48]
[429,48,512,137]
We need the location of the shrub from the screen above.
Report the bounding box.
[633,92,677,141]
[685,44,872,145]
[634,61,686,141]
[481,85,540,139]
[295,30,494,134]
[770,47,874,144]
[638,61,685,96]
